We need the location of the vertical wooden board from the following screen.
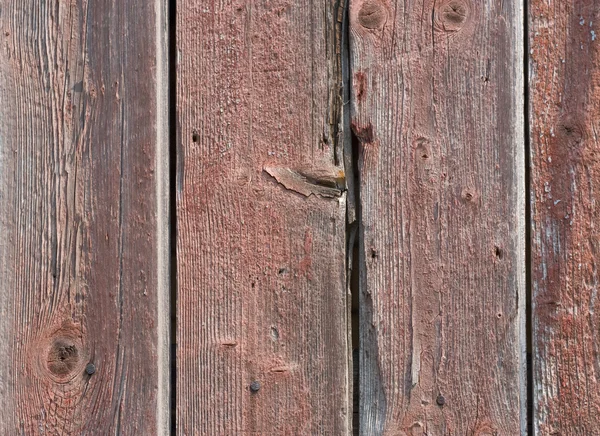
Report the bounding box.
[350,0,525,433]
[176,1,349,434]
[0,1,169,434]
[530,2,600,433]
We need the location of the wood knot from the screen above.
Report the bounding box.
[558,121,585,145]
[434,0,471,33]
[413,137,432,161]
[47,338,79,376]
[358,1,387,30]
[35,322,89,383]
[545,116,587,167]
[473,422,497,436]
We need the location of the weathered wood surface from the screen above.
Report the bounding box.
[0,1,170,434]
[530,2,600,434]
[176,1,349,434]
[350,0,526,433]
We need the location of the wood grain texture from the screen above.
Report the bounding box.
[0,1,170,434]
[350,0,526,433]
[530,2,600,434]
[176,1,349,434]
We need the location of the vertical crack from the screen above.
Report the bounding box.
[524,0,533,434]
[339,1,361,434]
[349,131,361,436]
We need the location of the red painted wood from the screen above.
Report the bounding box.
[530,2,600,433]
[176,1,350,434]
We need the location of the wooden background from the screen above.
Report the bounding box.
[0,0,170,434]
[0,0,598,434]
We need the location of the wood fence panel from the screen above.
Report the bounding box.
[0,1,170,434]
[530,2,600,434]
[349,0,526,433]
[176,1,350,434]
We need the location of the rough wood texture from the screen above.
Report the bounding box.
[350,0,526,433]
[176,1,349,434]
[530,2,600,434]
[0,1,170,434]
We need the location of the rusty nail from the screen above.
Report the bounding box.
[250,381,260,392]
[436,394,445,406]
[85,363,96,376]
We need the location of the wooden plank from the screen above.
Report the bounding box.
[350,0,526,433]
[176,1,350,434]
[0,1,170,434]
[530,2,600,433]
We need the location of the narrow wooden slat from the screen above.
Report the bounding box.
[0,1,169,434]
[530,2,600,433]
[350,0,525,433]
[176,1,349,434]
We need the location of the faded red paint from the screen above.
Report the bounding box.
[351,0,524,433]
[0,1,166,434]
[298,229,313,279]
[177,1,349,434]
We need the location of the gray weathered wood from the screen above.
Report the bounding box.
[350,0,526,433]
[176,1,350,434]
[0,1,170,433]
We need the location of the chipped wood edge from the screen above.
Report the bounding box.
[264,166,345,198]
[156,0,171,433]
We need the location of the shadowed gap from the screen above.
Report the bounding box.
[350,131,360,435]
[524,1,533,434]
[168,0,177,433]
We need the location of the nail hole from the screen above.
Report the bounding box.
[436,394,446,406]
[192,131,199,143]
[494,246,503,259]
[370,248,378,259]
[270,326,279,341]
[461,188,477,203]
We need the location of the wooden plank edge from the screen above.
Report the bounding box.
[156,0,171,434]
[514,0,527,433]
